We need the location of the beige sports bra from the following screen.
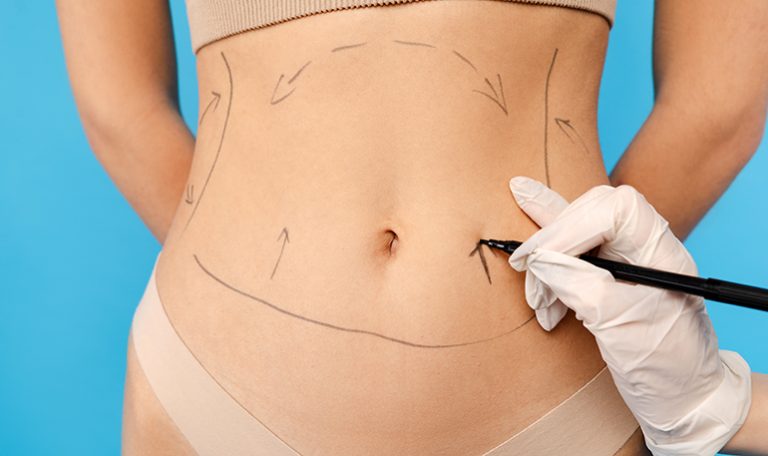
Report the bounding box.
[184,0,617,54]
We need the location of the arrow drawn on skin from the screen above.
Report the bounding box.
[555,118,591,154]
[198,91,221,125]
[451,49,506,115]
[271,227,290,279]
[183,51,233,233]
[472,73,508,116]
[469,241,492,285]
[452,49,478,72]
[270,61,312,105]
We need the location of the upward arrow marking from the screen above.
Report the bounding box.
[198,91,221,125]
[271,227,290,280]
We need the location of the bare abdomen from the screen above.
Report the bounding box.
[135,2,636,453]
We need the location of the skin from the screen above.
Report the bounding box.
[610,0,768,240]
[145,9,623,452]
[55,0,768,454]
[55,0,194,244]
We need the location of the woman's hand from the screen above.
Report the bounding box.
[506,176,752,456]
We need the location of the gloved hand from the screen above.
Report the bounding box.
[506,176,752,456]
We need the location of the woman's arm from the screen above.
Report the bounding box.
[56,0,194,244]
[610,0,768,240]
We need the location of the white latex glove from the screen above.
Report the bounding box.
[506,176,752,456]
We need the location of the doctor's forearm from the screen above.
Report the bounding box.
[609,101,765,240]
[721,372,768,455]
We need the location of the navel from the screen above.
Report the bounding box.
[384,229,399,257]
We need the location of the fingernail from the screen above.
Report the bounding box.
[509,176,544,205]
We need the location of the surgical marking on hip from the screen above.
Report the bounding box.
[183,51,233,234]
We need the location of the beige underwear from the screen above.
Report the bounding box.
[130,251,641,455]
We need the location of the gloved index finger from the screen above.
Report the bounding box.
[509,180,679,270]
[509,176,569,228]
[509,186,615,270]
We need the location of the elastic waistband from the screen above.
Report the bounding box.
[131,251,302,455]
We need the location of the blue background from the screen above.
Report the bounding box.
[0,1,765,454]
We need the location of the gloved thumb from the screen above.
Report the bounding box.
[524,248,630,329]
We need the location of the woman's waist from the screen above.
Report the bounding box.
[152,233,608,444]
[163,198,532,331]
[153,149,614,445]
[162,113,611,345]
[164,135,610,278]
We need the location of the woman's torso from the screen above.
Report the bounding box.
[124,1,649,453]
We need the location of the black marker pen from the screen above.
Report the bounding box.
[480,239,768,313]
